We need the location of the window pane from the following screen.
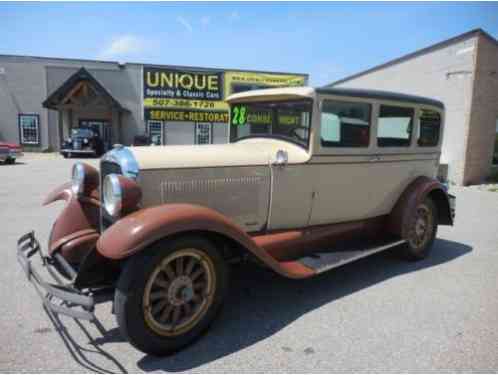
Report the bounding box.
[418,109,441,147]
[320,100,371,147]
[377,106,413,147]
[196,123,212,144]
[148,121,163,145]
[19,114,39,145]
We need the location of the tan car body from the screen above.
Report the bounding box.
[42,87,453,281]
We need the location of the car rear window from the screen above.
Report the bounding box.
[418,109,441,147]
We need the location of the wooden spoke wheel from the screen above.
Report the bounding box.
[400,198,438,261]
[143,249,216,337]
[115,236,228,356]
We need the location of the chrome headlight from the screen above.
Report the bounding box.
[71,163,86,195]
[103,174,122,218]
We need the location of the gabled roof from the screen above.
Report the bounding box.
[328,28,498,87]
[42,67,128,111]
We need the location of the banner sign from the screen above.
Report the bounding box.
[224,71,307,97]
[144,67,224,109]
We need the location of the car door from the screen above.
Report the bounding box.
[268,159,315,230]
[308,96,378,225]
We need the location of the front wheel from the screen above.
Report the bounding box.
[399,197,438,261]
[5,157,15,164]
[114,236,228,356]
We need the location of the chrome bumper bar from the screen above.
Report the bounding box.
[17,231,98,321]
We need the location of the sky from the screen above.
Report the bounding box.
[0,2,497,86]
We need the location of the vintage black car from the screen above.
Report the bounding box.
[60,128,105,158]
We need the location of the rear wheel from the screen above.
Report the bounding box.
[400,198,438,260]
[115,236,228,356]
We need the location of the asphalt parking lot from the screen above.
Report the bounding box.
[1,154,498,373]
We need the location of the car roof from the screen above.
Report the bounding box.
[315,87,444,109]
[226,86,444,110]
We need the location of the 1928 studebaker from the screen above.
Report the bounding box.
[18,87,455,355]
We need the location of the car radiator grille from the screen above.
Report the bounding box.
[100,160,122,231]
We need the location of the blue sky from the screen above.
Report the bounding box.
[1,2,497,85]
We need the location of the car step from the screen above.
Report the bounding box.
[297,238,406,274]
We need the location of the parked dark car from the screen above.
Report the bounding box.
[61,128,105,158]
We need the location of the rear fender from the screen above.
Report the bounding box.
[388,176,453,238]
[96,204,314,279]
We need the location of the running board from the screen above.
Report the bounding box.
[297,239,406,274]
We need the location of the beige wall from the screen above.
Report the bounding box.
[464,36,498,184]
[334,37,479,185]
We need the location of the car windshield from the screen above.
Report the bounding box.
[71,128,94,138]
[229,100,312,148]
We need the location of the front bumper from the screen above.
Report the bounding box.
[60,148,96,155]
[17,231,102,321]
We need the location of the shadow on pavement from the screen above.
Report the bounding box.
[46,238,471,373]
[137,238,471,372]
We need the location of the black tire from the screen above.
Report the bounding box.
[115,235,229,356]
[399,197,438,261]
[61,152,68,158]
[5,157,15,164]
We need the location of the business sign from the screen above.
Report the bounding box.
[147,109,229,124]
[143,67,224,110]
[144,66,307,123]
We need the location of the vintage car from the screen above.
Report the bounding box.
[18,87,455,356]
[0,141,23,164]
[60,128,105,158]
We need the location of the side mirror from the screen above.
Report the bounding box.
[273,149,288,167]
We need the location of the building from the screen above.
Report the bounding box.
[0,54,307,152]
[328,28,498,186]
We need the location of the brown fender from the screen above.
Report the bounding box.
[43,182,100,261]
[388,176,453,238]
[96,204,314,279]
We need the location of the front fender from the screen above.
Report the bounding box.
[44,182,100,260]
[388,176,453,238]
[96,204,314,279]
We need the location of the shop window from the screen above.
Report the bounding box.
[196,123,212,144]
[18,114,40,145]
[148,121,164,145]
[321,100,371,148]
[418,109,441,147]
[377,106,414,147]
[493,119,498,165]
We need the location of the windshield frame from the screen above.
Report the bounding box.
[229,98,314,150]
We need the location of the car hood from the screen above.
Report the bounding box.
[129,138,310,171]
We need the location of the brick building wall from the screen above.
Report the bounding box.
[464,35,498,184]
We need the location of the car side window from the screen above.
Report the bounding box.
[320,100,371,148]
[377,105,414,147]
[418,109,441,147]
